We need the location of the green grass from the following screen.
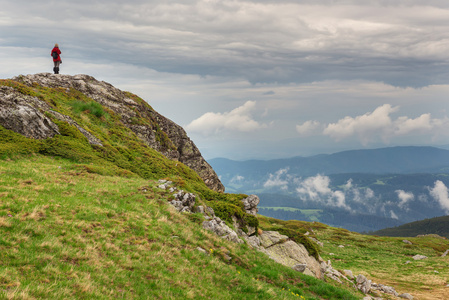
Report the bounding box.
[0,156,361,299]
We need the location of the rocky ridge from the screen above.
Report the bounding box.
[0,73,223,192]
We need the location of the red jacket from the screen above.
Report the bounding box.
[51,47,61,62]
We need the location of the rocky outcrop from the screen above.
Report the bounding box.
[202,217,244,244]
[1,73,223,192]
[241,194,259,216]
[0,86,60,139]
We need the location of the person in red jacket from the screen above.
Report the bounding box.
[51,43,62,74]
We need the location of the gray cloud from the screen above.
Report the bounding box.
[1,1,449,159]
[3,1,449,86]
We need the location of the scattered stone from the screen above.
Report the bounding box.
[356,274,372,294]
[399,293,413,299]
[167,190,196,213]
[441,249,449,257]
[304,231,310,236]
[403,239,412,245]
[329,253,335,255]
[309,237,324,247]
[412,254,428,260]
[202,217,243,244]
[196,247,207,255]
[338,245,344,248]
[223,253,232,261]
[343,270,354,279]
[371,283,398,296]
[292,264,307,273]
[404,260,411,264]
[195,206,205,214]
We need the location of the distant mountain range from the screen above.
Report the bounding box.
[209,146,449,232]
[210,146,449,179]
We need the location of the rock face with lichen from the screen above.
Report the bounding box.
[0,73,224,192]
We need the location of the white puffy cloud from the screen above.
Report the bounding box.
[395,190,414,210]
[230,175,245,184]
[429,180,449,214]
[263,168,290,190]
[323,104,398,144]
[298,104,449,146]
[296,120,323,136]
[296,175,350,210]
[185,101,268,135]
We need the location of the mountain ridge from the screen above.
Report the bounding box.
[210,146,449,176]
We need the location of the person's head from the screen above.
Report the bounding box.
[55,43,59,48]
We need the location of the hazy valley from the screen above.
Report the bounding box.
[209,147,449,232]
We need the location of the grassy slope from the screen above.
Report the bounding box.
[259,217,449,300]
[0,78,360,299]
[0,156,359,300]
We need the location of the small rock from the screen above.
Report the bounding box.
[404,260,411,264]
[196,247,207,255]
[292,264,307,273]
[343,269,354,279]
[399,293,413,300]
[195,206,205,214]
[309,237,324,247]
[329,253,335,255]
[412,254,428,260]
[441,249,449,257]
[338,245,344,248]
[356,274,372,294]
[403,239,412,245]
[223,253,232,261]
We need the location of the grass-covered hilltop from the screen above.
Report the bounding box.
[0,74,448,299]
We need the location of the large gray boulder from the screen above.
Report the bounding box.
[0,86,59,139]
[250,231,323,279]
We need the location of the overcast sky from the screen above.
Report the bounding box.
[1,0,448,159]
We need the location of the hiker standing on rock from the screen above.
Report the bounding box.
[51,43,62,74]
